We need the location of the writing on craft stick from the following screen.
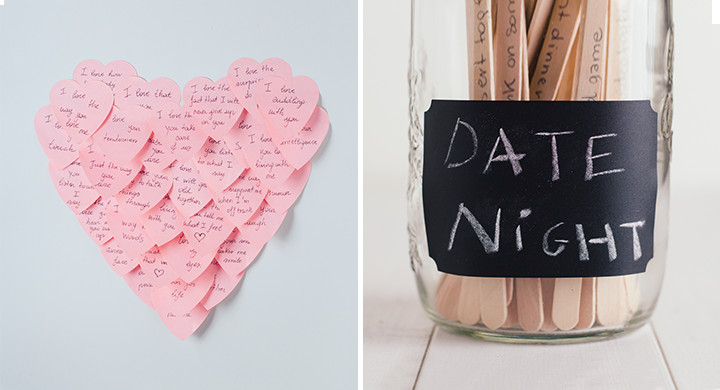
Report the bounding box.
[469,0,494,100]
[494,0,523,101]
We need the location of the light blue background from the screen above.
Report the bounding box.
[0,1,358,389]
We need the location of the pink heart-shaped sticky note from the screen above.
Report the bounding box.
[269,106,329,169]
[76,197,112,246]
[115,76,181,110]
[140,195,181,247]
[100,238,139,276]
[265,162,311,213]
[136,133,175,174]
[105,198,155,259]
[148,101,207,164]
[72,59,137,93]
[159,233,216,283]
[150,263,215,314]
[200,260,245,310]
[239,124,295,190]
[240,201,287,248]
[123,265,155,308]
[176,201,234,257]
[78,141,143,199]
[227,58,292,121]
[254,75,318,140]
[222,109,265,165]
[115,167,173,220]
[169,161,212,218]
[48,159,100,214]
[136,246,180,289]
[94,105,153,165]
[152,302,210,341]
[49,79,114,145]
[193,137,247,193]
[212,168,268,228]
[35,105,79,170]
[215,229,263,276]
[183,77,242,141]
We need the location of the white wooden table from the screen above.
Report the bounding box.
[364,175,720,389]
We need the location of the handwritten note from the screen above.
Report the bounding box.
[105,197,155,259]
[494,0,525,101]
[466,0,495,100]
[200,260,245,310]
[150,266,214,315]
[115,167,173,220]
[240,200,287,248]
[223,109,263,166]
[152,301,210,341]
[254,75,318,140]
[76,197,112,246]
[137,245,180,289]
[175,200,234,257]
[49,79,114,144]
[136,133,176,174]
[114,76,181,110]
[169,161,212,219]
[141,195,181,247]
[182,77,242,141]
[35,105,79,170]
[100,238,139,277]
[78,141,143,199]
[212,168,268,228]
[72,59,137,93]
[265,162,311,213]
[227,58,293,120]
[193,137,248,193]
[215,229,262,276]
[269,106,329,169]
[148,100,207,164]
[240,124,295,190]
[48,159,100,214]
[574,0,609,101]
[94,105,152,165]
[123,265,155,308]
[159,233,216,283]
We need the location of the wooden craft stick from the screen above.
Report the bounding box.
[625,274,641,314]
[516,278,543,332]
[506,277,514,304]
[458,277,484,325]
[526,0,554,75]
[605,0,633,100]
[502,283,519,328]
[555,30,579,100]
[540,278,557,331]
[596,276,629,326]
[521,7,530,100]
[466,0,496,100]
[435,273,463,321]
[494,0,525,100]
[529,0,582,101]
[575,277,597,329]
[574,0,609,101]
[524,0,538,27]
[552,278,583,330]
[480,277,508,329]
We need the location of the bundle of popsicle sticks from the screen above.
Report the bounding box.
[435,0,642,332]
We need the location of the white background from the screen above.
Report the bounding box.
[0,1,357,389]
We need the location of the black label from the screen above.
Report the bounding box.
[423,100,657,277]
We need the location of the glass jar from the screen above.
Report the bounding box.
[408,0,673,343]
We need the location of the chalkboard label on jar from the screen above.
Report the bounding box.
[423,100,657,278]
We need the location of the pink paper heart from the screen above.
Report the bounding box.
[200,260,245,310]
[139,195,181,246]
[76,197,112,246]
[115,76,181,110]
[254,75,318,140]
[48,160,100,214]
[213,168,268,228]
[159,233,216,283]
[100,238,139,277]
[35,105,79,170]
[152,302,210,341]
[150,262,215,314]
[227,58,292,120]
[72,59,137,93]
[176,200,234,257]
[148,100,207,164]
[240,201,287,247]
[94,105,153,165]
[239,124,295,190]
[79,141,143,199]
[105,198,155,259]
[49,79,114,144]
[169,161,212,218]
[215,228,263,276]
[136,246,180,289]
[123,265,155,309]
[265,162,311,213]
[183,77,242,141]
[222,109,265,166]
[193,137,248,193]
[269,106,329,169]
[115,167,173,220]
[136,133,175,174]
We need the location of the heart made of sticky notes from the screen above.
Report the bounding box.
[73,59,137,94]
[169,161,212,218]
[215,229,263,276]
[227,58,292,121]
[159,233,216,283]
[200,260,245,310]
[123,266,155,308]
[240,201,287,248]
[139,195,181,247]
[100,238,139,277]
[48,160,100,214]
[212,168,268,228]
[265,162,311,213]
[115,167,173,220]
[175,201,234,257]
[49,79,114,145]
[148,100,207,164]
[79,141,143,199]
[270,106,329,169]
[114,76,181,110]
[183,77,242,141]
[76,197,112,246]
[137,246,180,289]
[94,105,153,165]
[150,264,215,314]
[105,198,155,259]
[239,124,295,190]
[193,137,248,193]
[254,75,318,140]
[35,105,79,170]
